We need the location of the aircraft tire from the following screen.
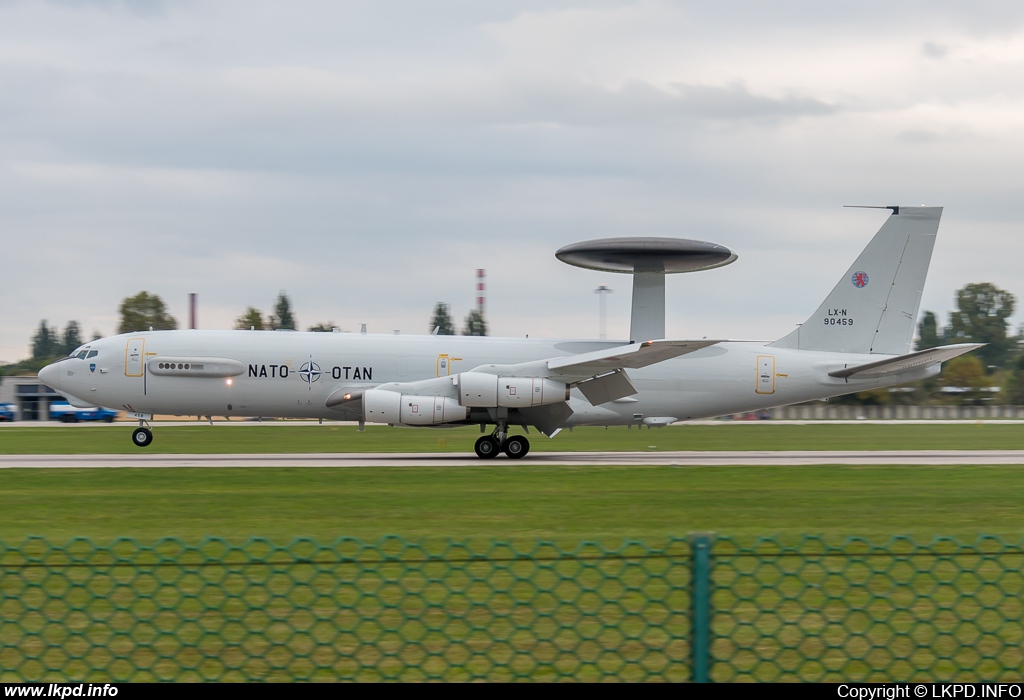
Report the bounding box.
[504,436,530,459]
[132,427,153,448]
[474,436,500,459]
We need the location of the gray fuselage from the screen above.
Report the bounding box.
[46,330,935,427]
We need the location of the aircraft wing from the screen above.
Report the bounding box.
[827,343,984,379]
[546,339,722,377]
[465,339,722,405]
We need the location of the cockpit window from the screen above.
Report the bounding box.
[76,351,88,359]
[86,351,98,359]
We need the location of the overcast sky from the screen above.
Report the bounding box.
[3,0,1024,362]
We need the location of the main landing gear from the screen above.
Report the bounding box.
[474,422,530,460]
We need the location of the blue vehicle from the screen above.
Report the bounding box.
[49,402,118,423]
[0,403,15,421]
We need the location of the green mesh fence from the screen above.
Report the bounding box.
[710,535,1024,682]
[1,535,1022,682]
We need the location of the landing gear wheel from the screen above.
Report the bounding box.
[474,435,500,459]
[132,427,153,448]
[504,435,530,459]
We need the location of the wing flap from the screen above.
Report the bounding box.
[828,343,983,379]
[576,369,638,405]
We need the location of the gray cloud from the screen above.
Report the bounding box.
[481,80,837,128]
[922,41,950,59]
[2,1,1024,361]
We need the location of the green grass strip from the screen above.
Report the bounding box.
[3,464,1024,543]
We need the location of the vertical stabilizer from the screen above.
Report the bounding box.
[770,206,941,355]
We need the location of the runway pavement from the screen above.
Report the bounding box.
[4,450,1024,468]
[6,419,1024,427]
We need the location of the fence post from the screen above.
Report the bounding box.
[689,532,714,683]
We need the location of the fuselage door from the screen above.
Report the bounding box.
[125,338,145,377]
[437,354,450,377]
[756,355,775,394]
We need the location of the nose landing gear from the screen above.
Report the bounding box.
[132,427,153,447]
[131,416,154,448]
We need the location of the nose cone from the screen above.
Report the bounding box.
[38,362,61,391]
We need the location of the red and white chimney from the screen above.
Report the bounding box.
[476,269,485,317]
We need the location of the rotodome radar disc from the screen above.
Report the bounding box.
[555,237,737,274]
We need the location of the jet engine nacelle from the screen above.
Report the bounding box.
[362,389,469,426]
[457,372,569,408]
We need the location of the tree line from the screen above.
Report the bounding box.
[3,291,489,376]
[11,283,1015,405]
[429,303,488,336]
[836,282,1024,406]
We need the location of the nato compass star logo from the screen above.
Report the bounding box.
[298,356,321,388]
[851,271,869,288]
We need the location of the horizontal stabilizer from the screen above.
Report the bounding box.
[828,343,983,379]
[548,339,721,378]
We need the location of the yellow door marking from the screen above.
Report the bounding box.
[124,338,146,377]
[436,354,464,377]
[756,355,776,394]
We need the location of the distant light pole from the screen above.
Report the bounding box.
[595,285,612,340]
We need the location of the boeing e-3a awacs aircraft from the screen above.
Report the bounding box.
[39,206,980,459]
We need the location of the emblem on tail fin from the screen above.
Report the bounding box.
[770,206,942,355]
